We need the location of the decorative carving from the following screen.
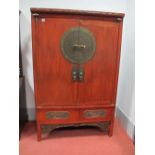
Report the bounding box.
[97,122,111,132]
[46,111,70,119]
[61,27,96,64]
[41,121,111,133]
[84,109,106,118]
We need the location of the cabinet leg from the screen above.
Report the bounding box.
[109,121,114,137]
[37,123,41,141]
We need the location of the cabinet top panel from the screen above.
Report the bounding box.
[30,8,125,18]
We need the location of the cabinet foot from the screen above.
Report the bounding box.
[37,124,41,141]
[109,121,114,136]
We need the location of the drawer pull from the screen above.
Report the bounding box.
[46,111,70,119]
[84,109,106,118]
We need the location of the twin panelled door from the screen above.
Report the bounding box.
[35,17,119,106]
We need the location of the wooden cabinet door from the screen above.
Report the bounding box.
[77,19,120,106]
[34,17,79,106]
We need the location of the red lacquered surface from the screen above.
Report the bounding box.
[31,8,124,141]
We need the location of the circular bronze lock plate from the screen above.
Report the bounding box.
[61,27,96,64]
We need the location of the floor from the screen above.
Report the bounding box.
[19,119,134,155]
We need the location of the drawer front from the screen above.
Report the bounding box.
[37,109,79,124]
[79,108,114,122]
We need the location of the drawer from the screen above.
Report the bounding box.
[37,109,79,124]
[79,108,114,122]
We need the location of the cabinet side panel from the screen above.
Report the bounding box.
[31,15,39,107]
[112,21,123,104]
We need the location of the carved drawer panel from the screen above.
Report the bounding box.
[37,109,79,124]
[79,108,114,122]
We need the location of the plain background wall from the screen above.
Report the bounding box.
[19,0,135,138]
[116,0,135,139]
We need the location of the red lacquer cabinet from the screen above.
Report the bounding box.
[31,8,124,141]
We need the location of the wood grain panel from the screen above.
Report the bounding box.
[35,18,79,106]
[77,20,119,105]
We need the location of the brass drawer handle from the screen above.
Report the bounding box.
[84,109,106,118]
[46,111,70,119]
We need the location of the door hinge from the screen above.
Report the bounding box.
[32,13,39,16]
[116,17,122,22]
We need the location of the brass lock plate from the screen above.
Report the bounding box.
[61,27,96,64]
